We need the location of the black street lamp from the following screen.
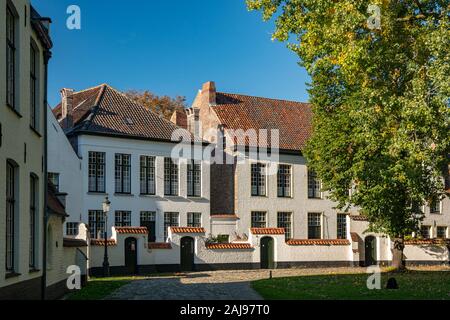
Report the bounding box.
[102,196,111,277]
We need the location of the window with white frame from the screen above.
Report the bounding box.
[164,158,179,196]
[164,212,179,240]
[187,212,202,227]
[277,165,292,198]
[88,152,105,193]
[308,213,322,239]
[308,169,321,199]
[420,225,431,239]
[140,156,155,195]
[277,212,292,240]
[251,211,267,228]
[66,222,79,236]
[337,214,347,239]
[437,226,447,239]
[251,163,266,196]
[187,160,201,197]
[88,210,105,239]
[430,199,441,214]
[115,211,131,227]
[48,172,60,192]
[115,154,131,194]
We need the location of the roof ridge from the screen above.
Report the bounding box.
[103,84,194,132]
[217,91,310,105]
[72,83,106,95]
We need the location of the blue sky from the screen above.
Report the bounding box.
[32,0,310,107]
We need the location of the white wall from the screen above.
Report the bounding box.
[77,135,210,242]
[47,106,83,234]
[234,152,357,240]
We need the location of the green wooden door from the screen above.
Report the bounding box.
[260,237,275,269]
[364,236,377,266]
[124,237,137,274]
[180,237,194,271]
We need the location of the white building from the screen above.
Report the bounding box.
[52,82,450,275]
[52,84,211,274]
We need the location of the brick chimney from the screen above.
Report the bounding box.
[60,88,74,129]
[202,81,216,106]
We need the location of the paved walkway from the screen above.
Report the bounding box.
[106,267,369,300]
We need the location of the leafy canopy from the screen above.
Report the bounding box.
[125,90,186,120]
[248,0,450,237]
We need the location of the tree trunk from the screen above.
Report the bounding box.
[392,238,406,271]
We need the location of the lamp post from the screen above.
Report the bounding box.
[102,196,111,277]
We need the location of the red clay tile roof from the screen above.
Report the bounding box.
[53,84,199,143]
[115,226,148,234]
[212,92,312,151]
[349,215,368,221]
[170,227,206,234]
[206,243,253,250]
[404,239,450,245]
[63,238,88,248]
[91,239,117,246]
[148,242,172,249]
[287,239,351,246]
[250,228,285,235]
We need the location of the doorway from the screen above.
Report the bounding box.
[260,237,275,269]
[364,236,377,266]
[180,237,195,271]
[124,237,137,274]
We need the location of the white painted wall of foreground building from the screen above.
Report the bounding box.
[77,134,211,241]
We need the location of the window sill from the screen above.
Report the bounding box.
[5,272,21,279]
[308,197,323,200]
[114,193,134,197]
[140,193,157,197]
[6,104,23,118]
[87,192,107,195]
[29,268,41,274]
[278,196,293,199]
[187,196,202,199]
[30,126,42,137]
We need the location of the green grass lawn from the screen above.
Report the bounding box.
[66,276,145,300]
[252,270,450,300]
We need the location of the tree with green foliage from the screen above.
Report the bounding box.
[125,90,186,120]
[248,0,450,269]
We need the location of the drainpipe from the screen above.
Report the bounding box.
[41,49,52,300]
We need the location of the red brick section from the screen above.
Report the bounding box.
[115,226,148,234]
[287,239,351,246]
[170,227,206,234]
[53,84,199,143]
[212,92,312,151]
[206,243,253,250]
[148,243,172,249]
[250,228,285,235]
[91,239,117,246]
[404,239,450,245]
